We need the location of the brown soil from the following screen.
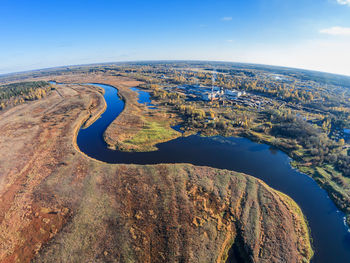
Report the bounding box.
[0,74,312,262]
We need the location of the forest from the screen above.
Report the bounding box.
[0,81,52,110]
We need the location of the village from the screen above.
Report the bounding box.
[163,84,274,109]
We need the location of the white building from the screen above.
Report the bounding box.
[202,92,218,101]
[225,89,242,98]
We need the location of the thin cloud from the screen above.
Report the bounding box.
[336,0,350,6]
[226,39,234,43]
[221,16,232,21]
[320,26,350,36]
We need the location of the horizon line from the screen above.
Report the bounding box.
[1,59,350,79]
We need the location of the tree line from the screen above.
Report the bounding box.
[0,81,52,110]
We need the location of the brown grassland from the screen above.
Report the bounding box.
[0,73,312,262]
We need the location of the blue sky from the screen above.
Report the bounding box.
[1,0,350,75]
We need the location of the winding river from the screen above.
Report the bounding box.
[74,83,350,263]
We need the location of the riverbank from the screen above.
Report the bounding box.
[146,86,350,228]
[49,73,350,229]
[44,73,181,152]
[103,83,181,152]
[82,84,107,128]
[206,127,350,227]
[79,80,350,262]
[0,76,313,262]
